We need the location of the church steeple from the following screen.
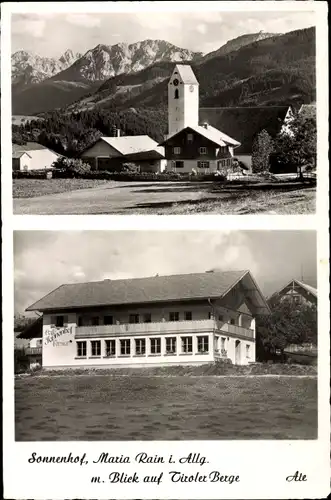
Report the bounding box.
[167,64,199,136]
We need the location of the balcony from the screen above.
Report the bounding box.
[75,319,215,338]
[216,321,255,339]
[75,318,255,340]
[25,347,42,355]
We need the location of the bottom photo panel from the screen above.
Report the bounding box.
[14,230,317,441]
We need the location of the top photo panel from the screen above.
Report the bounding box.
[10,7,320,215]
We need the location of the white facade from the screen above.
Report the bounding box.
[40,303,256,370]
[168,65,199,136]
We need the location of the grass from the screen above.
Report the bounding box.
[15,374,317,441]
[12,178,111,198]
[139,187,316,215]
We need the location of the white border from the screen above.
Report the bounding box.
[2,2,330,499]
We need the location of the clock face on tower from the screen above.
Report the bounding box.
[173,79,179,86]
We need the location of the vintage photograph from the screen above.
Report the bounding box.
[11,10,317,215]
[14,230,317,441]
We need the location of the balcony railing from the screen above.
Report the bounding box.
[216,321,254,339]
[25,347,42,355]
[75,318,255,340]
[75,319,215,338]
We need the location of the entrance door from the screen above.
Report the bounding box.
[235,340,241,364]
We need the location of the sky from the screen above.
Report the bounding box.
[14,230,317,315]
[11,11,316,58]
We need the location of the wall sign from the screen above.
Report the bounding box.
[44,326,73,346]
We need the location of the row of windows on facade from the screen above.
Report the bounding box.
[77,336,210,357]
[76,337,251,358]
[52,312,236,328]
[172,159,232,170]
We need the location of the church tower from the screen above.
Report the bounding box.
[167,64,199,136]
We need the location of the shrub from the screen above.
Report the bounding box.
[122,162,140,173]
[14,348,30,374]
[52,157,91,177]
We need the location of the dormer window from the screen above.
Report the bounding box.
[173,147,181,154]
[174,89,179,99]
[199,147,207,155]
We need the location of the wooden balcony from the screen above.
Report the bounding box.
[25,346,42,355]
[75,318,255,340]
[75,319,215,338]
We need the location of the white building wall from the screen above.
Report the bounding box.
[40,302,256,369]
[167,159,218,174]
[28,149,58,170]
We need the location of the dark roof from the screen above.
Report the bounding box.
[26,270,270,314]
[199,106,290,154]
[12,142,48,153]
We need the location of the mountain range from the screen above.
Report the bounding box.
[11,28,315,116]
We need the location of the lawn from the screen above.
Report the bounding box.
[12,178,111,198]
[15,375,317,441]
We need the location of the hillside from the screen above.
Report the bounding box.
[201,31,279,61]
[66,26,316,113]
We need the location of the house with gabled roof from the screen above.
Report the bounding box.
[199,106,292,170]
[12,142,59,171]
[20,269,270,370]
[80,133,166,173]
[268,279,317,307]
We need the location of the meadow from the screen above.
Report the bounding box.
[15,374,317,441]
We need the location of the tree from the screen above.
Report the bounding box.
[52,157,91,177]
[274,114,316,177]
[251,129,274,173]
[256,298,317,362]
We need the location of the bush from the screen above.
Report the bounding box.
[14,348,30,374]
[12,169,53,179]
[122,162,140,173]
[52,157,91,177]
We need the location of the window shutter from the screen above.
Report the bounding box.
[50,316,56,327]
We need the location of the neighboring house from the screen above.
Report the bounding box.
[298,103,316,121]
[80,134,166,173]
[268,279,317,308]
[12,142,59,171]
[16,316,43,369]
[22,270,270,370]
[199,106,291,171]
[161,65,240,173]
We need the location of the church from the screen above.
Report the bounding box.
[159,64,241,173]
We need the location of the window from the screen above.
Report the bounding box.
[150,338,161,354]
[226,159,231,167]
[246,345,251,358]
[181,336,193,354]
[166,337,176,354]
[221,337,226,349]
[199,147,207,155]
[143,313,152,323]
[197,161,210,169]
[173,147,181,154]
[104,315,113,325]
[214,336,219,350]
[92,317,99,326]
[76,341,87,358]
[36,339,42,346]
[174,89,179,99]
[187,133,193,143]
[208,311,213,319]
[293,295,301,304]
[197,336,209,353]
[129,314,140,324]
[105,339,116,357]
[55,315,65,328]
[230,318,235,325]
[91,340,101,357]
[135,338,146,355]
[120,339,131,355]
[169,312,179,322]
[184,311,192,321]
[218,315,224,321]
[174,160,184,169]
